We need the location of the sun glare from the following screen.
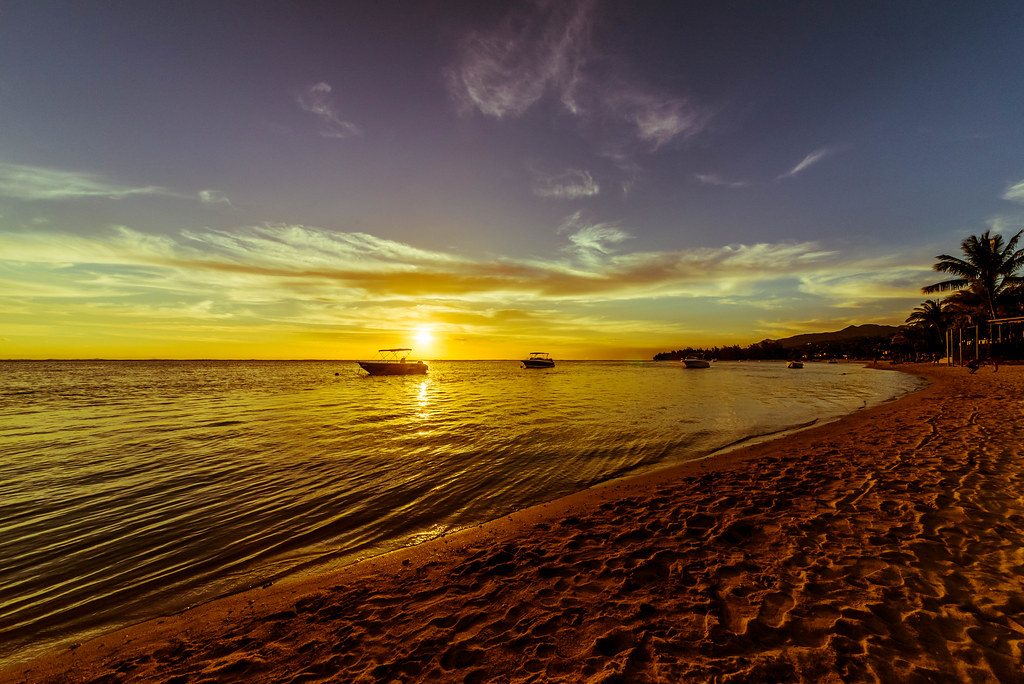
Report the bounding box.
[414,328,433,346]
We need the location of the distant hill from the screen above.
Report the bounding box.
[770,324,899,349]
[653,323,902,361]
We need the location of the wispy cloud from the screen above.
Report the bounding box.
[606,88,706,150]
[446,0,706,150]
[568,224,631,254]
[1002,179,1024,203]
[986,216,1021,237]
[445,0,592,119]
[695,174,749,189]
[0,162,173,201]
[796,254,934,306]
[296,82,362,139]
[778,148,833,179]
[532,168,599,199]
[198,190,231,205]
[556,211,631,262]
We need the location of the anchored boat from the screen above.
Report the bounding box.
[522,352,555,369]
[357,348,428,376]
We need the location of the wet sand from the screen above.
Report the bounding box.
[5,363,1023,683]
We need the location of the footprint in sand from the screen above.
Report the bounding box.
[757,591,795,628]
[789,605,843,647]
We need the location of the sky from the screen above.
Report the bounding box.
[2,0,1024,360]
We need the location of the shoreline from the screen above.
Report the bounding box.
[6,363,1022,682]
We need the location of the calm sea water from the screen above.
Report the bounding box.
[0,359,924,664]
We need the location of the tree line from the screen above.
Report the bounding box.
[652,336,890,362]
[655,229,1024,362]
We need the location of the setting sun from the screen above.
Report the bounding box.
[414,328,434,346]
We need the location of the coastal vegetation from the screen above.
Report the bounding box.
[656,229,1024,362]
[921,230,1024,321]
[652,332,891,362]
[906,229,1024,360]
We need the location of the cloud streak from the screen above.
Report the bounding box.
[695,174,749,189]
[198,190,231,205]
[778,148,833,179]
[296,82,362,139]
[532,168,599,199]
[0,162,173,201]
[1003,179,1024,203]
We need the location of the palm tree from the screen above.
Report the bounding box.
[905,299,947,352]
[922,229,1024,320]
[906,299,945,330]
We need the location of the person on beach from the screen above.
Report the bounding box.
[989,356,1001,372]
[966,358,981,374]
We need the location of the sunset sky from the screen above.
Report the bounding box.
[3,1,1024,360]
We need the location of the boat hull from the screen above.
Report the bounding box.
[522,359,555,368]
[357,361,428,375]
[683,359,710,368]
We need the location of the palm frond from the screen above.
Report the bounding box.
[922,278,968,293]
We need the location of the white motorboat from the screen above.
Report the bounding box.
[357,348,428,375]
[522,352,555,368]
[787,360,804,369]
[683,357,711,368]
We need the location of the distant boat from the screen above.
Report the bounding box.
[522,352,555,369]
[683,357,711,369]
[357,348,428,376]
[787,360,804,369]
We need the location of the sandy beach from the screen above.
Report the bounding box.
[4,363,1023,683]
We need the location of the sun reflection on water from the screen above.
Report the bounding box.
[415,379,432,432]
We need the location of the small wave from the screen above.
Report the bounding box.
[708,418,821,455]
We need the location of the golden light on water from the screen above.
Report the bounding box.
[415,379,432,435]
[416,380,429,405]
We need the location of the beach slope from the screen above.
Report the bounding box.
[5,365,1023,682]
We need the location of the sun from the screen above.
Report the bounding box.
[414,328,433,346]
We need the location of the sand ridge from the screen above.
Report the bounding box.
[4,364,1024,682]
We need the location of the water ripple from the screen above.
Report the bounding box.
[0,359,924,665]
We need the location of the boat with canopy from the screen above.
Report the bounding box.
[357,348,428,375]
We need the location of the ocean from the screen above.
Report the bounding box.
[0,359,924,665]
